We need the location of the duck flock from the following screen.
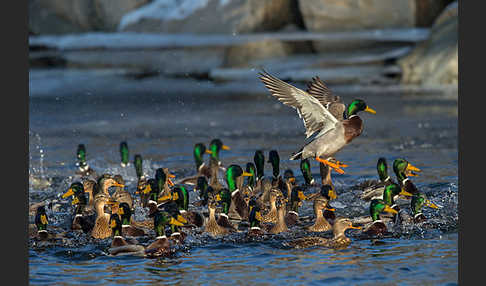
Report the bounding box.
[29,72,442,258]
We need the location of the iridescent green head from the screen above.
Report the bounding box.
[172,185,189,211]
[134,154,143,179]
[208,139,230,161]
[194,143,207,170]
[155,168,167,193]
[216,188,232,214]
[119,141,129,167]
[225,164,252,191]
[153,210,170,237]
[35,206,48,232]
[109,213,122,237]
[245,163,256,188]
[393,158,421,182]
[118,202,132,225]
[248,205,262,228]
[369,199,398,221]
[411,193,439,216]
[253,150,265,180]
[268,150,280,178]
[346,99,376,117]
[377,157,389,182]
[76,144,87,167]
[383,184,413,206]
[300,159,314,185]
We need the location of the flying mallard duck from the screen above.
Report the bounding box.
[286,218,361,249]
[259,71,376,174]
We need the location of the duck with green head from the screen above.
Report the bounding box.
[286,218,361,249]
[393,158,422,196]
[243,162,257,195]
[62,182,95,233]
[107,213,145,256]
[247,205,266,237]
[155,168,176,199]
[409,192,439,223]
[300,159,315,186]
[34,206,52,241]
[163,185,204,228]
[118,202,147,237]
[160,201,189,244]
[320,185,338,224]
[120,141,129,167]
[193,176,210,207]
[268,150,284,190]
[144,209,184,258]
[362,199,399,237]
[75,144,97,178]
[214,188,238,231]
[284,186,307,227]
[260,71,376,174]
[254,150,265,182]
[226,164,253,221]
[360,157,395,200]
[178,143,213,185]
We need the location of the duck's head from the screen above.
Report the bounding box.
[245,162,257,188]
[76,144,88,169]
[268,150,280,178]
[320,184,337,201]
[383,184,413,206]
[113,175,125,191]
[226,165,252,191]
[300,158,314,185]
[62,182,86,205]
[376,157,390,182]
[153,210,185,238]
[333,218,361,237]
[369,199,398,221]
[168,185,189,211]
[411,193,439,216]
[194,143,208,170]
[248,205,263,228]
[139,178,157,201]
[119,141,129,167]
[283,169,295,185]
[134,154,143,179]
[208,139,230,161]
[290,187,306,212]
[97,174,125,194]
[155,168,175,191]
[161,201,188,224]
[393,158,421,182]
[269,189,283,203]
[253,150,265,180]
[314,196,333,214]
[118,202,132,225]
[346,99,376,118]
[215,188,232,214]
[109,213,122,237]
[35,206,48,232]
[196,176,209,201]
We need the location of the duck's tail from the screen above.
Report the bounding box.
[289,149,303,160]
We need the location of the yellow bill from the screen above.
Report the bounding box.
[118,207,125,215]
[168,178,175,186]
[383,205,398,214]
[329,189,337,200]
[365,106,377,114]
[399,189,413,197]
[215,194,222,201]
[112,182,125,188]
[168,173,176,178]
[325,207,336,212]
[222,145,230,150]
[349,225,362,230]
[177,215,188,224]
[170,217,184,226]
[172,192,179,201]
[288,177,296,183]
[406,163,421,173]
[142,184,152,194]
[205,150,212,154]
[255,211,263,221]
[242,171,253,177]
[426,199,439,209]
[298,191,307,201]
[110,219,117,228]
[40,214,48,225]
[158,193,172,202]
[71,196,80,205]
[62,188,74,199]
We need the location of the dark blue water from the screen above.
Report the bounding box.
[29,90,457,285]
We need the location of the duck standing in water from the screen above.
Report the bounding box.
[260,71,376,174]
[286,218,361,249]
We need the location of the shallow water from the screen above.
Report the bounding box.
[29,89,457,285]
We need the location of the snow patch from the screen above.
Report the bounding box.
[119,0,211,30]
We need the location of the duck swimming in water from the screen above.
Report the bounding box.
[62,182,95,233]
[361,199,399,237]
[107,213,145,256]
[205,198,236,237]
[260,71,376,174]
[119,141,130,168]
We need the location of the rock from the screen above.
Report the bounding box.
[28,0,149,34]
[119,0,295,34]
[298,0,416,52]
[398,1,457,86]
[222,40,295,68]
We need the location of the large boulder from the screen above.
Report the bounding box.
[398,2,457,85]
[119,0,295,34]
[29,0,149,34]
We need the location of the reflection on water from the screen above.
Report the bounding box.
[29,92,457,285]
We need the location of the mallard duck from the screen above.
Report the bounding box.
[193,176,210,207]
[243,162,257,196]
[408,192,439,223]
[155,168,175,199]
[119,141,130,167]
[319,185,338,224]
[286,218,361,249]
[205,199,236,237]
[361,199,399,237]
[285,186,307,226]
[118,202,147,237]
[253,150,265,181]
[358,158,394,200]
[306,196,335,232]
[32,206,62,241]
[96,174,125,197]
[133,154,149,205]
[259,71,376,174]
[75,144,97,178]
[91,194,117,239]
[282,169,296,199]
[62,182,95,233]
[160,185,204,228]
[247,205,267,237]
[300,158,315,185]
[225,164,253,221]
[82,179,98,208]
[394,158,422,196]
[261,189,283,224]
[268,150,284,190]
[382,184,413,212]
[268,197,289,234]
[112,175,134,209]
[204,139,231,189]
[107,213,145,256]
[144,209,183,258]
[214,188,237,231]
[160,201,189,243]
[256,178,273,207]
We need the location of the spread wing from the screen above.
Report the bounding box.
[259,71,339,138]
[306,76,346,121]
